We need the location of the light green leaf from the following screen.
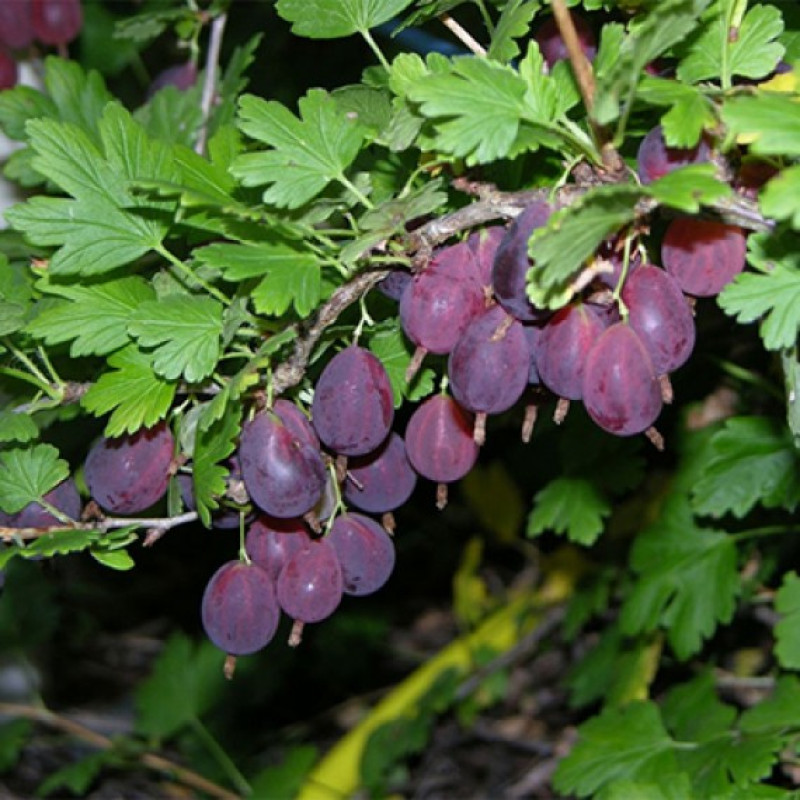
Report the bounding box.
[90,548,135,571]
[690,416,800,517]
[526,184,642,305]
[26,276,154,356]
[487,0,541,63]
[276,0,415,38]
[527,477,611,546]
[774,572,800,670]
[406,56,528,164]
[602,777,694,800]
[6,195,162,276]
[660,92,716,149]
[553,701,679,798]
[0,444,69,514]
[81,345,177,436]
[0,412,38,444]
[677,2,784,84]
[232,89,366,208]
[760,165,800,228]
[196,241,321,318]
[128,296,223,383]
[6,105,175,276]
[646,164,732,213]
[718,263,800,351]
[42,56,114,142]
[620,500,739,660]
[593,0,711,126]
[722,93,800,156]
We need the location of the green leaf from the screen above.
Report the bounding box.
[677,3,785,85]
[0,720,32,772]
[0,411,38,444]
[6,104,175,276]
[527,476,611,546]
[690,416,800,517]
[134,84,203,148]
[38,752,112,797]
[775,572,800,670]
[740,675,800,733]
[636,76,715,148]
[135,632,225,740]
[662,673,736,743]
[41,56,114,142]
[26,276,154,356]
[718,234,800,350]
[0,528,101,569]
[196,241,321,318]
[248,746,319,800]
[0,560,59,648]
[601,777,694,800]
[0,444,69,514]
[722,93,800,156]
[566,624,661,709]
[128,296,223,383]
[526,185,641,306]
[89,548,135,571]
[0,85,57,141]
[646,164,732,213]
[276,0,415,38]
[760,165,800,228]
[487,0,542,63]
[232,89,366,208]
[81,345,177,437]
[192,399,241,526]
[593,0,711,126]
[620,500,739,660]
[406,56,528,165]
[553,701,679,798]
[367,326,435,407]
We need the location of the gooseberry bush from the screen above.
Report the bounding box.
[1,0,800,797]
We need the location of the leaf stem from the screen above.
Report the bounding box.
[155,245,231,306]
[190,717,252,797]
[732,525,798,542]
[36,345,63,387]
[0,366,57,398]
[360,28,391,71]
[337,175,374,210]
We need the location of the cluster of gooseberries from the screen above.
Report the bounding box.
[0,0,83,90]
[0,6,761,677]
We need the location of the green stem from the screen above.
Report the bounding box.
[36,345,63,387]
[155,245,231,306]
[3,339,52,387]
[337,175,374,210]
[474,0,494,36]
[732,525,798,542]
[0,366,58,398]
[360,28,391,71]
[712,358,785,402]
[190,717,252,797]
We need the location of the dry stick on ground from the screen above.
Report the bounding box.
[0,702,241,800]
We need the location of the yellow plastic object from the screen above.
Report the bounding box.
[295,567,574,800]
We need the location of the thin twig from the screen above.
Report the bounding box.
[439,13,487,56]
[550,0,623,174]
[0,702,241,800]
[195,12,227,156]
[0,511,199,542]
